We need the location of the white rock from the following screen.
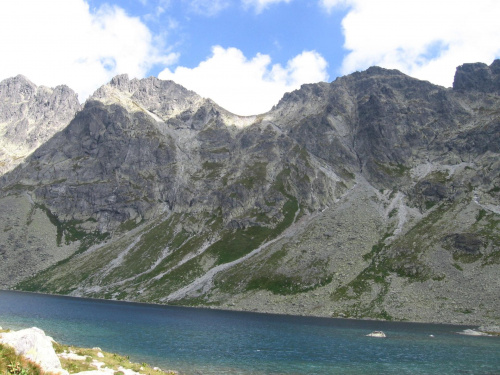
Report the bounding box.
[59,351,88,361]
[458,329,491,336]
[0,327,63,373]
[97,351,105,358]
[366,331,386,338]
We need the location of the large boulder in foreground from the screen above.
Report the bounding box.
[0,327,66,374]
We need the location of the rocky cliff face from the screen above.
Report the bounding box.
[0,75,81,175]
[0,61,498,326]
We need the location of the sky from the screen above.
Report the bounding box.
[1,0,499,116]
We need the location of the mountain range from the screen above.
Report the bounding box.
[0,61,498,325]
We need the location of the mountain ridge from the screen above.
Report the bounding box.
[0,75,81,175]
[0,61,498,325]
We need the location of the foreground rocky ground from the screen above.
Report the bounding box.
[0,326,177,375]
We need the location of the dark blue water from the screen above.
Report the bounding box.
[0,290,499,374]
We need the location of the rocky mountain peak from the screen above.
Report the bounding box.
[89,74,205,122]
[0,75,37,102]
[0,76,81,175]
[453,59,500,93]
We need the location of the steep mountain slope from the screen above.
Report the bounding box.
[0,75,81,175]
[0,62,498,325]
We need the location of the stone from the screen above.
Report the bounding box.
[0,327,64,373]
[458,329,491,336]
[366,331,386,338]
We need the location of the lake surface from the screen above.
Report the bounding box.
[0,290,499,374]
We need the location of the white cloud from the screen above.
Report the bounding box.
[158,46,328,115]
[243,0,292,13]
[322,0,500,87]
[187,0,231,16]
[0,0,177,101]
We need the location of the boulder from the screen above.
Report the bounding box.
[0,327,65,374]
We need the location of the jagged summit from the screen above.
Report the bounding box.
[89,74,257,128]
[453,59,500,93]
[0,76,81,175]
[89,74,204,121]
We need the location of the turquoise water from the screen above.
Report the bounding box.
[0,290,499,374]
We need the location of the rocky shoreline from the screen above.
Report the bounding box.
[0,326,178,375]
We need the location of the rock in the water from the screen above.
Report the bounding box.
[0,327,64,373]
[366,331,386,338]
[458,329,492,336]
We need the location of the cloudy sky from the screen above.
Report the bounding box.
[1,0,499,115]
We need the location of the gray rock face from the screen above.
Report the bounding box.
[0,75,81,174]
[453,60,500,93]
[0,61,499,326]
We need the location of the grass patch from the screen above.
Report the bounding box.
[236,162,268,189]
[363,232,391,261]
[452,263,463,271]
[453,252,482,264]
[487,186,500,195]
[202,161,223,178]
[35,204,108,250]
[425,200,437,210]
[52,342,177,375]
[207,197,298,265]
[426,170,450,183]
[0,343,43,375]
[476,209,487,222]
[375,161,410,177]
[117,219,140,233]
[388,208,398,218]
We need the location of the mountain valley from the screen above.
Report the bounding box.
[0,61,499,325]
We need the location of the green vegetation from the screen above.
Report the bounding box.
[426,170,450,183]
[0,343,43,375]
[35,204,108,251]
[53,342,177,375]
[332,203,454,318]
[236,162,268,189]
[207,197,298,265]
[3,183,36,192]
[0,327,176,375]
[452,251,483,264]
[476,209,487,222]
[471,209,500,266]
[425,200,437,210]
[117,219,141,233]
[363,232,392,261]
[202,161,224,178]
[452,263,463,271]
[209,147,230,154]
[487,186,500,195]
[375,161,410,177]
[338,167,355,180]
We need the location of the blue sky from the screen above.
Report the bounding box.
[1,0,499,115]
